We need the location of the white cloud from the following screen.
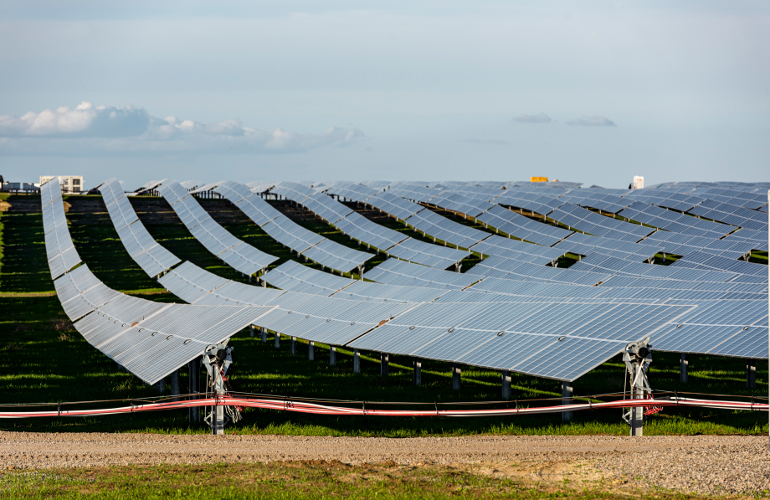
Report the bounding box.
[513,113,551,124]
[566,116,616,127]
[0,102,364,154]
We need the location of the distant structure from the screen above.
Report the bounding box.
[40,175,84,193]
[631,176,644,189]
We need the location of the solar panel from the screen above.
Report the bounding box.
[349,300,691,380]
[386,237,470,269]
[366,191,424,220]
[426,191,495,217]
[477,205,572,246]
[261,260,355,295]
[405,209,490,249]
[271,181,316,202]
[158,180,278,274]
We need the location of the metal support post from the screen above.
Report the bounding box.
[502,371,511,400]
[452,363,461,390]
[330,346,337,366]
[680,353,688,384]
[622,338,653,437]
[170,369,180,400]
[202,343,237,436]
[291,336,296,355]
[309,341,315,360]
[156,378,165,394]
[261,327,267,343]
[250,325,254,338]
[413,358,421,385]
[188,357,200,423]
[353,349,360,373]
[747,359,756,389]
[380,353,389,376]
[274,332,280,348]
[561,381,573,422]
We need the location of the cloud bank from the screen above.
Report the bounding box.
[0,102,363,155]
[566,116,616,127]
[513,113,551,124]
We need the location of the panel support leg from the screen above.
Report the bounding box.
[413,358,421,385]
[561,381,573,422]
[250,325,254,338]
[680,353,688,384]
[452,364,461,390]
[747,359,756,389]
[290,336,296,355]
[502,370,511,400]
[309,341,315,361]
[156,378,165,394]
[330,346,337,366]
[274,332,280,348]
[380,353,389,376]
[170,369,180,401]
[188,357,200,423]
[353,349,360,373]
[261,327,267,343]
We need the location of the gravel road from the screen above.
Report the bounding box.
[1,432,768,495]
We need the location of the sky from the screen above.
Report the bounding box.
[0,1,768,190]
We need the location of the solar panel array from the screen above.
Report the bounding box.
[212,181,373,273]
[98,178,181,277]
[275,183,471,269]
[157,180,278,275]
[57,177,770,384]
[43,185,276,385]
[41,177,82,279]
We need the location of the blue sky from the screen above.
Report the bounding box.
[1,1,767,189]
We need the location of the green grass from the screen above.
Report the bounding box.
[0,197,767,437]
[0,461,730,499]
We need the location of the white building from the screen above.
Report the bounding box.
[40,175,84,193]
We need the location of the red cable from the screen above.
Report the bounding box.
[0,396,765,419]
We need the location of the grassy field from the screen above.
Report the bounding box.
[0,460,728,500]
[0,194,767,436]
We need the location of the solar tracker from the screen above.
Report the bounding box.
[333,211,409,250]
[688,199,768,231]
[211,182,373,273]
[349,300,691,381]
[547,203,654,241]
[246,181,276,193]
[330,280,451,303]
[261,260,355,295]
[618,201,736,238]
[324,181,379,202]
[97,178,182,277]
[477,205,572,246]
[273,187,472,269]
[387,182,441,203]
[364,258,481,289]
[404,208,491,249]
[426,191,495,218]
[494,190,565,216]
[41,177,82,279]
[366,191,424,220]
[302,192,354,224]
[271,181,316,202]
[385,237,470,270]
[43,194,278,386]
[158,180,278,275]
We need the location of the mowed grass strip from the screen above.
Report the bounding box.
[0,461,715,500]
[0,196,766,436]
